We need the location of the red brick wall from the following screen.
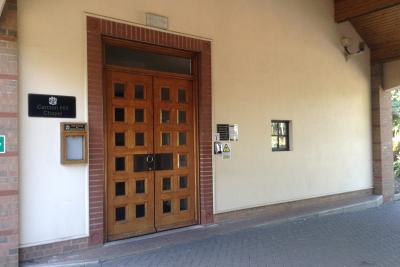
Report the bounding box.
[87,16,214,245]
[19,237,88,262]
[371,62,395,202]
[86,16,105,246]
[0,0,18,266]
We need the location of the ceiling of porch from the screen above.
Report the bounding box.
[335,0,400,62]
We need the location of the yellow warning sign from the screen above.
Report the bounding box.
[223,144,230,152]
[222,143,231,160]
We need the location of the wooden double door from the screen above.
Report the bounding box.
[106,69,197,241]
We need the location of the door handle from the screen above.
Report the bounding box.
[146,154,154,163]
[146,154,154,171]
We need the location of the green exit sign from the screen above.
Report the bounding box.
[0,135,5,154]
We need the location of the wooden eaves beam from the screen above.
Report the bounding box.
[335,0,400,22]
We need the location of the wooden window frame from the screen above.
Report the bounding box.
[271,120,290,152]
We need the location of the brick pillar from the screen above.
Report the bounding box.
[0,0,18,266]
[371,62,394,202]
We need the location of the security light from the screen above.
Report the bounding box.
[341,37,365,60]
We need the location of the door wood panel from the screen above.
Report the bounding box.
[153,77,196,230]
[106,69,197,240]
[106,70,155,241]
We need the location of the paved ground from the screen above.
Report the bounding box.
[101,202,400,267]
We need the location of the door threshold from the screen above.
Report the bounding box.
[105,224,205,247]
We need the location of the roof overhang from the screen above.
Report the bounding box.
[335,0,400,62]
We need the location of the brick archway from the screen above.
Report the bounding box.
[86,16,213,245]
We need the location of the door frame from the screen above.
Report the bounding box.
[103,37,200,242]
[87,16,213,245]
[103,54,199,240]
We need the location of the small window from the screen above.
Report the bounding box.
[114,83,125,98]
[178,132,187,145]
[114,108,125,122]
[271,121,290,151]
[105,45,192,75]
[115,207,126,221]
[135,85,145,99]
[179,176,187,189]
[180,198,188,211]
[115,157,125,171]
[163,200,172,213]
[115,182,125,196]
[135,132,145,146]
[136,204,145,218]
[178,89,186,103]
[162,177,171,191]
[136,180,145,194]
[115,133,125,146]
[162,133,171,146]
[161,87,170,101]
[161,110,170,123]
[135,109,145,123]
[178,110,186,124]
[178,154,188,168]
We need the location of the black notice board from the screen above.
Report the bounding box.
[28,94,76,118]
[217,124,230,141]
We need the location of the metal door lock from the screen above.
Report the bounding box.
[134,153,173,172]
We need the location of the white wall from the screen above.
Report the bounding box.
[18,3,89,246]
[19,0,372,246]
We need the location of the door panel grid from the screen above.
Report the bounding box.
[153,77,196,230]
[107,71,155,240]
[106,70,196,240]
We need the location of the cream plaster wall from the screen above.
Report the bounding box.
[384,60,400,90]
[19,0,372,246]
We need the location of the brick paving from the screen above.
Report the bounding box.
[101,202,400,267]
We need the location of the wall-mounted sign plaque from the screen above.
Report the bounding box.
[0,135,5,154]
[63,123,86,131]
[217,124,230,141]
[28,94,76,118]
[146,13,169,30]
[229,124,239,141]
